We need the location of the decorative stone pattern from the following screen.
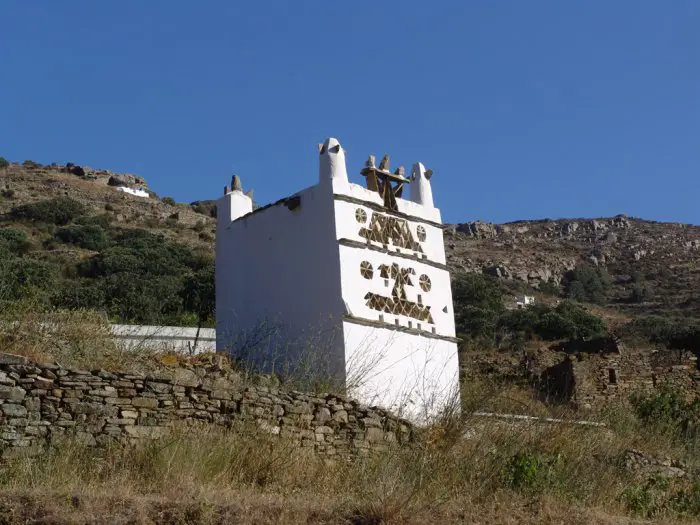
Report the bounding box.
[359,213,423,253]
[0,354,414,459]
[363,262,434,323]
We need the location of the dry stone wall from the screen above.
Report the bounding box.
[0,353,414,459]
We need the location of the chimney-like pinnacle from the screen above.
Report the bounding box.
[232,175,243,192]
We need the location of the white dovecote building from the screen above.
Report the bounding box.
[216,138,460,422]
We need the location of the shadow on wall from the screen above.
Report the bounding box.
[216,315,347,393]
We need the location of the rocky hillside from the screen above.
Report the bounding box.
[0,160,217,326]
[0,160,216,249]
[445,216,700,318]
[1,158,699,323]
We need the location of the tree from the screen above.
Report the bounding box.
[452,273,504,341]
[552,301,606,340]
[181,262,215,350]
[181,262,215,324]
[0,157,9,169]
[563,264,611,304]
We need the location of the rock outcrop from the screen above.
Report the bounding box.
[446,215,700,314]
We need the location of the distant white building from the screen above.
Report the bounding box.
[115,186,149,198]
[515,295,536,308]
[215,137,460,422]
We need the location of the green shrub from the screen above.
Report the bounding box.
[538,280,561,296]
[0,256,59,301]
[162,196,177,206]
[0,227,30,254]
[551,301,607,340]
[0,157,9,169]
[498,309,539,338]
[504,451,563,493]
[630,283,650,303]
[181,261,215,326]
[52,280,106,310]
[75,214,112,229]
[192,204,216,217]
[534,312,577,340]
[452,273,504,342]
[451,272,606,346]
[630,386,700,437]
[563,264,611,304]
[11,197,86,225]
[100,273,185,324]
[54,224,108,251]
[621,316,700,351]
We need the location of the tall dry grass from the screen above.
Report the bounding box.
[0,383,698,524]
[1,298,699,523]
[0,296,204,373]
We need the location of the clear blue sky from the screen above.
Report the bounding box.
[1,1,698,225]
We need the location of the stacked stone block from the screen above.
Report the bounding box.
[0,354,414,459]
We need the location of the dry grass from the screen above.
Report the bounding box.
[0,391,697,524]
[1,302,699,523]
[0,298,220,375]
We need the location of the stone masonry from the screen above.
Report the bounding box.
[0,353,414,459]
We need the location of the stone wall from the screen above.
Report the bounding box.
[0,353,414,459]
[461,343,700,411]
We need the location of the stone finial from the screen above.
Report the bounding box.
[365,155,376,169]
[409,162,434,208]
[232,175,243,192]
[224,185,230,195]
[378,155,390,172]
[394,166,405,178]
[425,168,433,180]
[318,137,349,186]
[245,188,254,201]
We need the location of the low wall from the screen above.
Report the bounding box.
[0,353,414,459]
[109,324,216,354]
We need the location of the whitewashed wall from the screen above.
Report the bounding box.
[110,325,216,353]
[215,184,346,379]
[342,321,459,423]
[332,179,459,422]
[215,138,461,422]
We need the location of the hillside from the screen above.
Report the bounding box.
[0,160,217,325]
[1,157,699,349]
[446,217,700,318]
[3,158,699,310]
[2,158,700,524]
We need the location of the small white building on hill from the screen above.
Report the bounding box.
[215,138,460,422]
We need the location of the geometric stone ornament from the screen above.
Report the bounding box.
[364,262,434,323]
